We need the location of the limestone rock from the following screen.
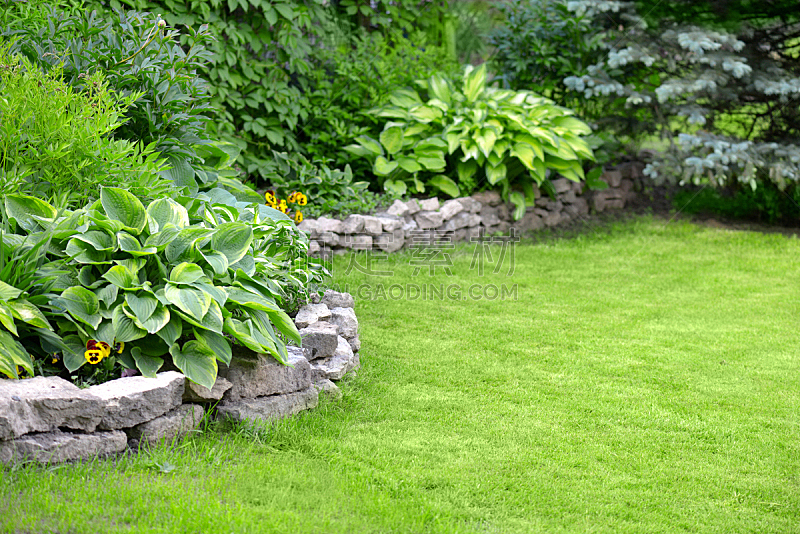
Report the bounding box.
[443,212,481,231]
[550,177,572,193]
[402,218,419,237]
[439,199,464,221]
[329,307,358,338]
[342,214,365,234]
[310,337,359,381]
[0,429,127,465]
[348,334,361,353]
[308,240,321,255]
[375,229,404,253]
[316,217,344,234]
[90,372,184,431]
[376,216,403,232]
[571,197,589,216]
[472,190,502,206]
[416,211,444,229]
[321,290,355,309]
[480,206,501,227]
[560,190,577,203]
[127,404,205,447]
[405,199,421,215]
[299,321,339,360]
[542,212,562,227]
[602,169,623,187]
[0,376,103,440]
[221,348,311,401]
[312,378,342,401]
[362,216,383,236]
[216,387,319,423]
[386,199,410,217]
[454,226,483,242]
[294,303,332,329]
[319,231,340,247]
[515,212,544,233]
[457,197,483,213]
[183,376,233,403]
[418,197,439,211]
[297,219,319,237]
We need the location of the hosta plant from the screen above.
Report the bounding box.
[344,64,595,218]
[2,188,326,388]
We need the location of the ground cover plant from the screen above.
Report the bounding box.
[1,218,798,532]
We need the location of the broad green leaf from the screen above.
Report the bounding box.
[61,335,86,372]
[131,347,163,378]
[117,232,155,256]
[112,306,147,343]
[188,282,228,308]
[144,225,181,249]
[72,230,114,252]
[200,251,229,276]
[343,144,376,158]
[267,309,301,345]
[96,284,119,308]
[373,156,398,176]
[102,265,138,290]
[211,222,253,265]
[509,191,526,221]
[59,286,101,329]
[170,341,217,390]
[476,128,497,158]
[383,179,408,195]
[165,227,213,264]
[379,126,404,155]
[5,195,57,233]
[396,156,422,173]
[463,64,487,103]
[146,198,189,233]
[138,305,170,334]
[0,329,31,378]
[0,280,22,301]
[388,88,422,107]
[169,262,206,284]
[0,301,17,335]
[165,283,211,321]
[8,299,50,329]
[417,155,446,172]
[428,74,451,106]
[175,299,224,334]
[156,313,183,346]
[125,292,158,323]
[511,143,539,171]
[429,175,460,198]
[65,239,109,264]
[486,163,508,185]
[543,140,577,160]
[226,288,280,312]
[457,160,478,182]
[352,135,383,156]
[194,328,232,365]
[409,105,443,123]
[101,187,147,235]
[552,116,592,135]
[223,317,265,354]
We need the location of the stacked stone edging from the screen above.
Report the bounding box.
[0,290,360,464]
[298,167,642,256]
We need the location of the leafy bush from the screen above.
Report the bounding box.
[6,7,216,165]
[345,64,595,218]
[2,188,327,387]
[673,183,800,225]
[0,46,170,207]
[261,153,389,219]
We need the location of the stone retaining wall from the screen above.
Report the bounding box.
[298,164,643,256]
[0,290,360,465]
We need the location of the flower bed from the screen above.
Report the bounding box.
[0,291,359,465]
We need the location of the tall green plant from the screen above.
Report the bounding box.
[345,65,595,218]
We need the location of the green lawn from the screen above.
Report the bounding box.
[2,217,799,533]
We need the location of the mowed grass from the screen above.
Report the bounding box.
[1,217,799,533]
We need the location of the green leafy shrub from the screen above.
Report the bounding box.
[673,183,800,225]
[345,65,595,218]
[2,188,327,387]
[6,8,216,164]
[298,23,460,170]
[261,152,389,219]
[0,47,171,207]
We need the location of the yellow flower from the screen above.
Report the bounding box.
[278,200,288,213]
[51,355,59,364]
[294,210,303,223]
[287,192,298,203]
[115,341,125,354]
[296,192,307,206]
[85,349,104,365]
[97,341,111,358]
[265,191,276,205]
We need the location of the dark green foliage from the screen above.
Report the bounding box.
[6,7,216,162]
[674,183,800,225]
